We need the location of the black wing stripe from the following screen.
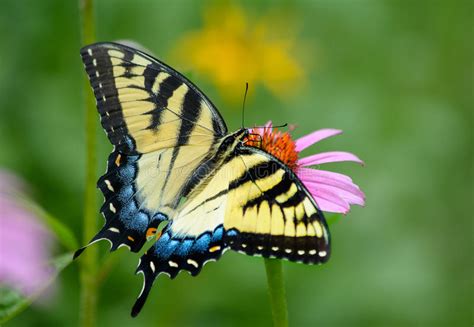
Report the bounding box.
[147,75,182,130]
[143,65,160,94]
[242,173,294,210]
[161,88,204,196]
[229,160,280,190]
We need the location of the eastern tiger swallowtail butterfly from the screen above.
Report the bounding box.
[74,42,330,317]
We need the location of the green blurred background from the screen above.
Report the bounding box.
[0,0,472,326]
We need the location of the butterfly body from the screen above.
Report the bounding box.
[75,42,331,317]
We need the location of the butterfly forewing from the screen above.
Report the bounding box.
[81,42,227,154]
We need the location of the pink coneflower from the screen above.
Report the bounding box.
[0,170,54,296]
[247,122,365,214]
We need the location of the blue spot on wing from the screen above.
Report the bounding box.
[174,239,194,256]
[123,210,149,231]
[134,224,228,313]
[212,225,224,241]
[118,185,134,202]
[226,229,238,238]
[194,233,211,252]
[118,162,136,182]
[154,235,181,259]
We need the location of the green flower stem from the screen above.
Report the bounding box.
[264,259,289,327]
[79,0,97,326]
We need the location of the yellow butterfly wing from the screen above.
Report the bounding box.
[82,42,227,154]
[224,147,330,264]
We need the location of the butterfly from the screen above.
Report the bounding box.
[74,42,331,317]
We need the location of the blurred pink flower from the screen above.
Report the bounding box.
[0,170,54,296]
[248,122,365,214]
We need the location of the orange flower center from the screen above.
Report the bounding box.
[245,128,299,171]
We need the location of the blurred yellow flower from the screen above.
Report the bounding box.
[172,4,307,101]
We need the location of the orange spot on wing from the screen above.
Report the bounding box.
[127,236,135,242]
[146,227,157,238]
[115,154,122,167]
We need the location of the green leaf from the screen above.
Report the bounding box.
[20,199,78,251]
[0,253,73,324]
[40,210,79,251]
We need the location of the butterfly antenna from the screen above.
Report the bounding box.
[253,122,288,130]
[270,123,288,129]
[241,82,249,129]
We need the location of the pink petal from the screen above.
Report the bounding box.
[299,151,364,166]
[308,182,364,206]
[298,167,353,184]
[305,184,350,214]
[295,129,342,152]
[297,169,365,206]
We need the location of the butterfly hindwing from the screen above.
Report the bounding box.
[223,147,331,264]
[132,223,226,317]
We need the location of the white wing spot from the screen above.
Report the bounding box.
[95,71,100,77]
[168,261,178,268]
[102,95,106,102]
[136,271,145,298]
[271,247,279,251]
[92,58,97,66]
[241,244,247,248]
[298,250,305,255]
[87,48,93,56]
[150,261,155,273]
[109,203,116,213]
[187,259,198,268]
[257,246,263,250]
[98,82,102,88]
[285,249,292,254]
[104,180,114,192]
[318,251,327,257]
[309,250,317,255]
[108,227,120,233]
